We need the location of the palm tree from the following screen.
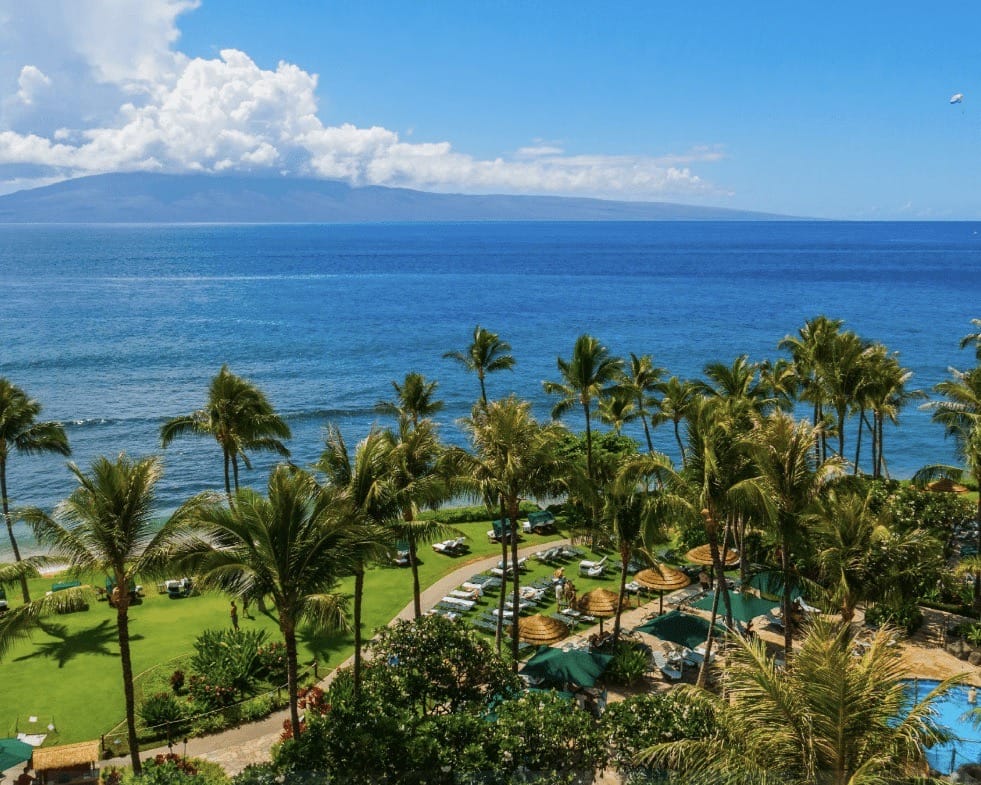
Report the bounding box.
[384,417,455,618]
[543,334,623,484]
[186,465,355,739]
[737,412,845,654]
[21,454,206,773]
[695,355,774,416]
[316,425,396,698]
[960,317,981,361]
[457,396,565,661]
[376,371,444,426]
[443,325,516,406]
[620,354,664,452]
[823,329,868,461]
[859,346,923,478]
[597,390,638,435]
[652,376,697,468]
[926,365,981,602]
[0,379,71,602]
[639,618,960,785]
[160,366,291,500]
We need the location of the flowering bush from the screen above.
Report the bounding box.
[255,642,287,683]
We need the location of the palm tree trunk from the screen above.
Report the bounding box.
[698,574,722,688]
[975,477,981,604]
[509,498,522,668]
[232,455,241,493]
[640,412,654,454]
[408,529,422,619]
[495,497,507,652]
[0,461,30,602]
[353,567,364,700]
[836,404,846,459]
[853,405,864,474]
[283,620,302,739]
[876,413,885,479]
[673,419,686,467]
[223,449,233,501]
[613,545,629,642]
[479,373,488,407]
[115,592,141,773]
[583,401,593,483]
[781,544,793,656]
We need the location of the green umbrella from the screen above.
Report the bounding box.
[520,646,613,688]
[0,738,33,771]
[634,610,726,650]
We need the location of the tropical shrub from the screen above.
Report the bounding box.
[139,692,188,737]
[229,764,279,785]
[865,602,923,635]
[119,755,228,785]
[189,628,268,701]
[255,642,287,684]
[867,480,973,540]
[606,641,649,687]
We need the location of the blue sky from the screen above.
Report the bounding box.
[1,1,979,218]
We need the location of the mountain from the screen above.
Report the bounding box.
[0,173,787,223]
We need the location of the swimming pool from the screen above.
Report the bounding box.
[905,679,981,775]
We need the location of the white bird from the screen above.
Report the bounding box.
[950,93,964,104]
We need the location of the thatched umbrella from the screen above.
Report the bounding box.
[518,613,570,646]
[578,587,622,634]
[685,544,739,566]
[635,565,691,614]
[925,478,969,494]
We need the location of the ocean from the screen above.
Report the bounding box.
[1,220,979,558]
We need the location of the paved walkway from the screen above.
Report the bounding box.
[104,539,578,775]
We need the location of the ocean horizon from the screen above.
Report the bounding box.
[2,219,979,559]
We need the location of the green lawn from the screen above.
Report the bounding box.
[0,521,569,745]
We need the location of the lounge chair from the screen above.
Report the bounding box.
[440,596,476,611]
[651,651,683,681]
[497,556,527,570]
[579,555,608,577]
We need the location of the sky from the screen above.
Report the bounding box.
[1,1,979,218]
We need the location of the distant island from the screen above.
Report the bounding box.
[0,173,789,223]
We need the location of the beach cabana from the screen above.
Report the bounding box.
[635,565,691,614]
[691,591,776,623]
[925,478,968,494]
[685,545,739,566]
[635,609,726,650]
[577,588,622,634]
[518,614,569,646]
[520,646,613,689]
[32,741,100,785]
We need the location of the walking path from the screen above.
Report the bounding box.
[104,539,578,775]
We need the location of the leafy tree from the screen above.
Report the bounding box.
[316,425,396,698]
[384,417,455,618]
[160,366,291,500]
[457,396,565,659]
[443,325,515,406]
[653,375,698,467]
[639,618,960,785]
[543,333,623,485]
[620,353,664,452]
[0,378,70,602]
[376,371,444,426]
[21,455,206,773]
[184,465,356,739]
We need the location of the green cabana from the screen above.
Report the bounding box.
[0,738,34,771]
[634,610,726,649]
[520,646,613,688]
[691,591,776,622]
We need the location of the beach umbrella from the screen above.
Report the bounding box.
[520,646,613,688]
[518,613,570,646]
[635,565,691,614]
[0,738,34,771]
[685,544,739,566]
[577,587,622,634]
[634,609,726,650]
[925,478,968,494]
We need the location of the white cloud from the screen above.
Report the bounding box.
[0,1,727,200]
[16,66,51,105]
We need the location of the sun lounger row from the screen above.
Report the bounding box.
[534,545,585,564]
[433,537,468,556]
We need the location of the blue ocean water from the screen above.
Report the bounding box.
[1,220,979,557]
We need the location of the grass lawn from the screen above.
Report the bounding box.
[0,520,566,745]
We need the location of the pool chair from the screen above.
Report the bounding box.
[579,555,608,577]
[651,650,683,681]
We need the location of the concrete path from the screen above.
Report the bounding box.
[104,538,577,775]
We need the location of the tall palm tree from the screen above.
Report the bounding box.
[185,465,355,739]
[652,376,697,468]
[926,365,981,602]
[22,455,206,773]
[443,325,516,406]
[316,425,396,698]
[620,353,664,452]
[0,379,71,603]
[640,618,960,785]
[695,355,774,416]
[384,417,455,618]
[160,366,291,500]
[597,390,638,436]
[376,371,444,426]
[823,330,868,461]
[737,412,845,654]
[859,346,923,478]
[959,317,981,361]
[457,396,565,662]
[543,334,623,484]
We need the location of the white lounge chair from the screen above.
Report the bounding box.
[651,651,683,681]
[579,555,608,577]
[440,596,475,611]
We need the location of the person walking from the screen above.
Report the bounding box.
[230,600,239,631]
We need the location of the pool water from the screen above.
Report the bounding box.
[905,679,981,775]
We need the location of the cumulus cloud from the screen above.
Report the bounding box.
[0,1,726,199]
